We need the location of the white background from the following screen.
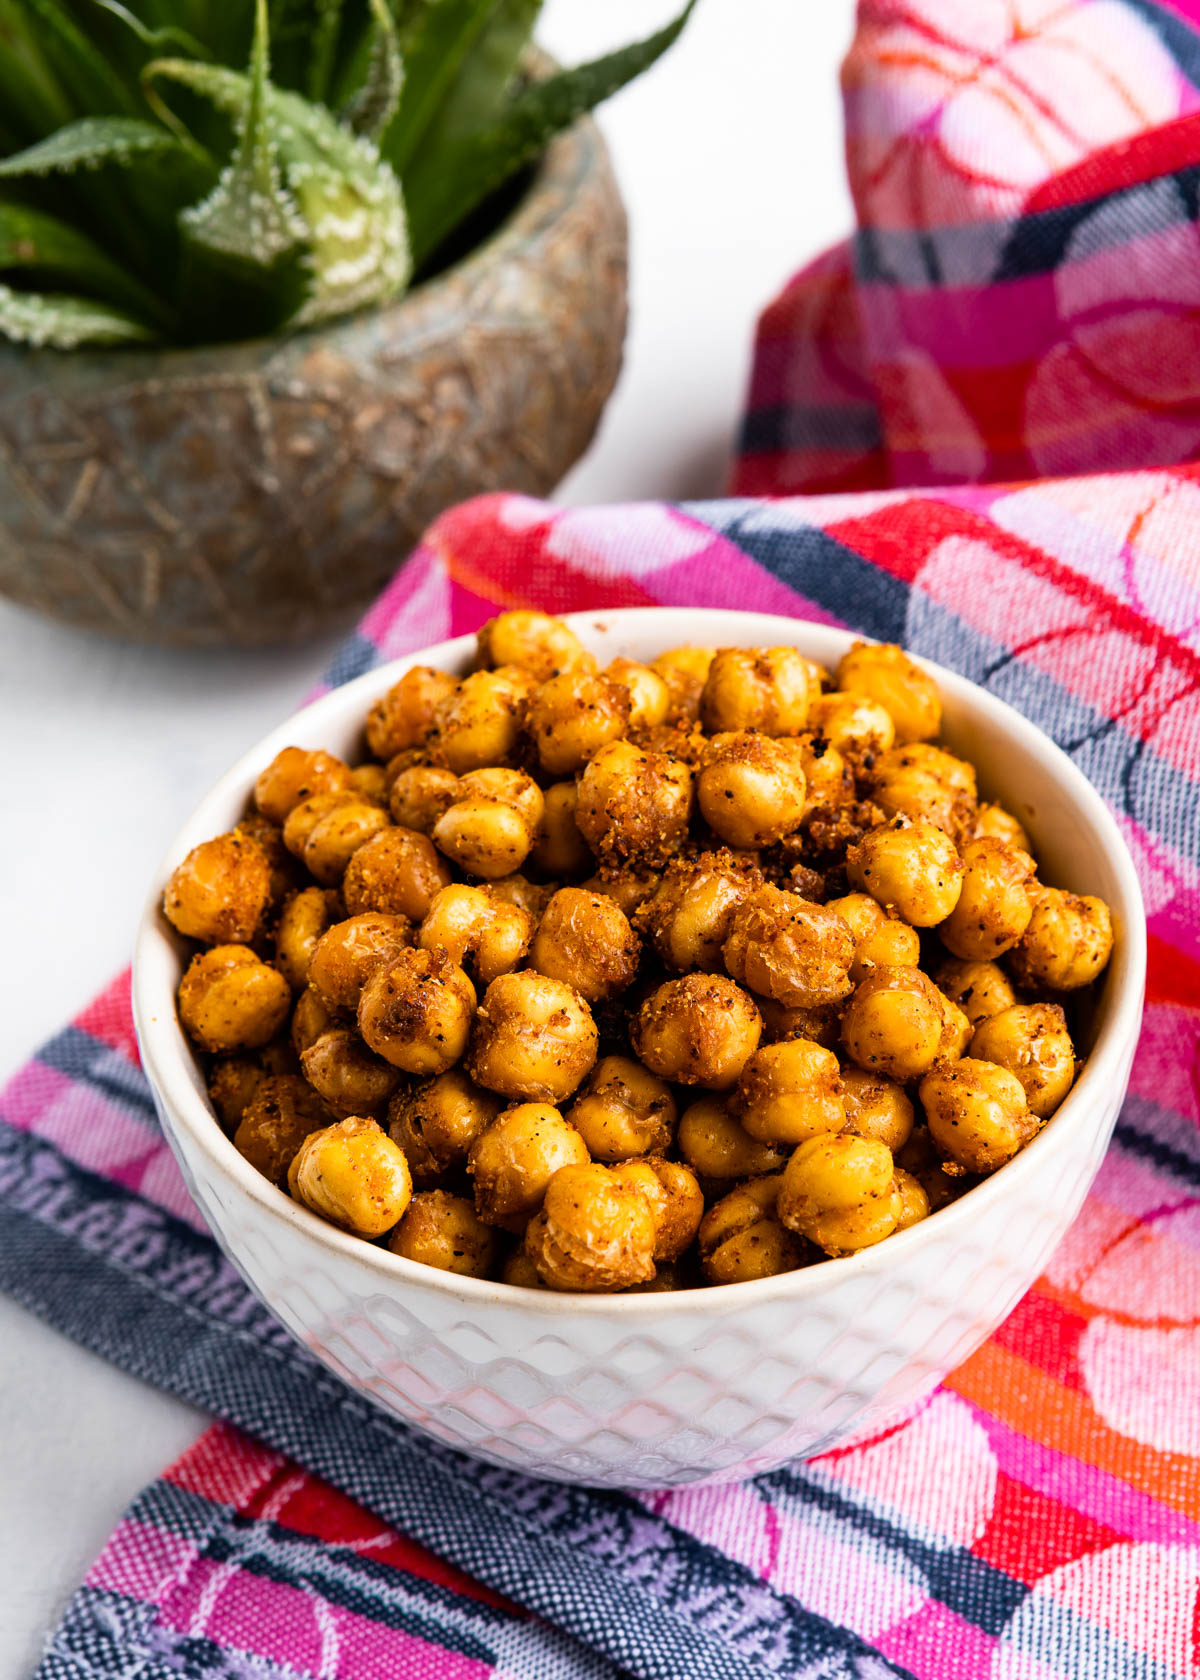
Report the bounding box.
[0,3,855,1669]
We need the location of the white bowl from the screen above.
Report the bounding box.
[133,608,1146,1488]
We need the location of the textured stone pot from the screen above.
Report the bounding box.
[0,115,627,646]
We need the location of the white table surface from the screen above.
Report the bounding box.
[0,3,855,1669]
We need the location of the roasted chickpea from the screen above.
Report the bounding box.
[468,1103,590,1227]
[307,913,411,1015]
[897,1125,962,1210]
[525,1162,657,1290]
[937,990,974,1061]
[612,1157,704,1262]
[757,998,842,1048]
[387,1068,500,1184]
[824,892,921,983]
[291,984,335,1055]
[476,610,591,681]
[502,1248,546,1288]
[696,732,808,848]
[433,770,544,880]
[677,1097,786,1179]
[974,802,1031,852]
[723,886,855,1009]
[528,888,641,1002]
[836,641,941,743]
[637,852,758,972]
[778,1133,901,1256]
[940,838,1037,961]
[531,781,591,876]
[793,734,853,814]
[969,1003,1076,1118]
[1009,890,1114,991]
[366,666,459,760]
[388,1189,497,1277]
[163,832,271,945]
[350,763,388,804]
[255,746,353,825]
[840,1064,915,1152]
[840,965,949,1082]
[275,886,340,991]
[894,1168,931,1231]
[388,764,461,834]
[699,1176,804,1284]
[633,974,762,1089]
[234,1074,332,1182]
[809,691,895,762]
[525,669,631,776]
[567,1056,676,1161]
[300,1027,402,1117]
[872,743,976,828]
[581,866,663,918]
[468,971,598,1102]
[575,740,694,865]
[700,646,814,736]
[178,945,291,1053]
[846,819,963,926]
[289,1115,412,1236]
[208,1055,270,1132]
[919,1058,1038,1174]
[607,658,671,729]
[419,884,533,984]
[486,873,556,917]
[233,813,295,908]
[286,794,390,886]
[342,825,451,921]
[651,645,715,720]
[732,1038,845,1146]
[933,958,1017,1028]
[357,948,476,1074]
[436,668,533,774]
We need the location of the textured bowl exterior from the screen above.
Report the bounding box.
[0,118,626,647]
[134,609,1146,1488]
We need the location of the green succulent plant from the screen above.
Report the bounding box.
[0,0,695,349]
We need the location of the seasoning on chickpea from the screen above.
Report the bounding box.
[919,1058,1038,1175]
[275,886,339,992]
[607,658,672,730]
[468,971,598,1103]
[677,1097,787,1180]
[699,1176,804,1284]
[435,667,534,774]
[696,732,808,848]
[732,1038,845,1146]
[342,825,452,921]
[255,746,353,825]
[289,1115,413,1237]
[163,832,272,945]
[933,958,1017,1028]
[366,666,459,760]
[840,964,951,1083]
[468,1103,590,1227]
[969,1003,1076,1118]
[291,985,335,1055]
[388,764,461,834]
[612,1157,704,1262]
[1009,889,1114,991]
[526,669,631,776]
[357,947,476,1074]
[567,1055,676,1161]
[840,1065,915,1152]
[651,645,715,720]
[723,886,855,1009]
[939,837,1037,961]
[871,743,977,837]
[525,1162,657,1291]
[284,791,390,886]
[823,892,921,983]
[307,913,411,1015]
[974,802,1031,853]
[700,646,814,737]
[809,691,895,763]
[636,851,758,973]
[575,739,694,865]
[836,641,941,743]
[531,781,592,876]
[233,1074,332,1183]
[529,888,641,1003]
[388,1190,497,1277]
[387,1068,500,1184]
[778,1133,902,1256]
[475,610,592,681]
[419,884,533,984]
[846,819,963,927]
[300,1027,402,1117]
[633,974,762,1089]
[178,944,292,1053]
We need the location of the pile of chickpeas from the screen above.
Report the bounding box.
[165,615,1115,1293]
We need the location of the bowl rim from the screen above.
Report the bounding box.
[132,606,1147,1320]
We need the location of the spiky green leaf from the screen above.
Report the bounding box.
[417,0,539,155]
[341,0,403,142]
[21,0,139,115]
[307,0,345,103]
[0,283,155,347]
[88,0,214,64]
[0,117,182,178]
[381,0,503,174]
[0,200,165,319]
[0,0,76,137]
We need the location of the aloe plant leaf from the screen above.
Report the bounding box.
[406,0,696,268]
[0,0,78,136]
[341,0,403,142]
[417,0,538,155]
[381,0,503,175]
[22,0,139,115]
[87,0,214,63]
[0,117,183,178]
[0,283,155,347]
[307,0,345,102]
[0,199,168,320]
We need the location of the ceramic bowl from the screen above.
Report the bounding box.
[132,608,1146,1487]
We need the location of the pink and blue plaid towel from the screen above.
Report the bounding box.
[6,2,1200,1676]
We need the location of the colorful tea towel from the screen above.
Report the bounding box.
[5,1,1200,1676]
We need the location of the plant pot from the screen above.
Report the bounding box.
[0,114,627,647]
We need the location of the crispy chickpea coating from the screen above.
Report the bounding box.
[940,837,1037,961]
[894,1168,931,1231]
[387,1068,500,1184]
[388,1189,497,1277]
[637,851,759,972]
[612,1157,704,1262]
[677,1097,786,1179]
[723,886,855,1009]
[809,691,896,762]
[476,610,591,681]
[974,802,1031,853]
[358,948,476,1075]
[651,645,715,720]
[342,825,451,921]
[836,641,941,743]
[275,886,340,992]
[433,770,544,880]
[779,1134,901,1256]
[289,1115,412,1236]
[1009,890,1114,991]
[825,892,921,983]
[840,965,949,1082]
[758,998,842,1048]
[582,866,663,918]
[937,990,974,1061]
[525,1162,657,1291]
[255,746,353,825]
[233,813,295,908]
[701,646,814,737]
[697,731,808,848]
[699,1176,804,1284]
[286,793,390,886]
[366,666,458,760]
[732,1038,846,1146]
[846,819,963,927]
[307,913,411,1015]
[388,764,461,834]
[178,945,291,1053]
[300,1027,402,1117]
[529,888,641,1003]
[468,971,598,1103]
[566,1055,676,1162]
[794,734,853,814]
[163,832,272,945]
[486,873,556,917]
[350,763,389,803]
[601,658,668,732]
[531,781,591,876]
[234,1074,332,1183]
[419,884,533,984]
[576,740,694,865]
[436,668,533,774]
[919,1058,1038,1175]
[526,669,631,776]
[291,985,335,1055]
[933,958,1017,1028]
[840,1065,915,1152]
[468,1103,590,1226]
[970,1003,1076,1118]
[209,1055,270,1132]
[633,974,762,1089]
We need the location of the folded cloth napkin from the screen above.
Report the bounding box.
[6,3,1200,1677]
